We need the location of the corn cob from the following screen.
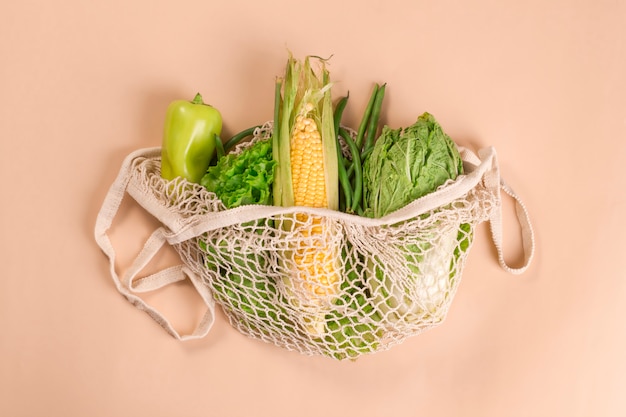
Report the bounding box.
[273,55,340,336]
[290,112,339,298]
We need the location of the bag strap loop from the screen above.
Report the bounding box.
[489,178,536,274]
[478,148,536,275]
[94,149,215,340]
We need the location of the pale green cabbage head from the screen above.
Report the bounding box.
[363,112,463,218]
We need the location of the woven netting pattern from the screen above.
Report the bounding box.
[129,125,499,360]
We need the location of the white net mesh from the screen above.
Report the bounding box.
[126,125,499,360]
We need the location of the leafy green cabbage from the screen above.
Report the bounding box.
[363,112,463,218]
[362,112,468,323]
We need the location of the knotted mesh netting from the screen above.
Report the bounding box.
[127,124,499,360]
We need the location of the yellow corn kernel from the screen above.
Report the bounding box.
[289,114,339,305]
[290,116,326,208]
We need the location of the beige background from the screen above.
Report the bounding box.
[2,1,625,416]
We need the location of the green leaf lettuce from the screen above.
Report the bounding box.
[201,138,276,208]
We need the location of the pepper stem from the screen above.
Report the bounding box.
[192,93,204,105]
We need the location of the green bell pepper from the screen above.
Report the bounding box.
[160,93,223,183]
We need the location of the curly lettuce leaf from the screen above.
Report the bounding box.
[201,138,276,208]
[198,138,291,336]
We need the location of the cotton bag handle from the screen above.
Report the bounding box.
[94,148,215,340]
[465,147,536,274]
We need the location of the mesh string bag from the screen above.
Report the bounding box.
[95,123,535,360]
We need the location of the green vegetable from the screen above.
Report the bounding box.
[363,112,463,218]
[355,84,381,150]
[199,233,296,338]
[362,83,386,154]
[339,127,363,214]
[201,138,276,208]
[334,84,385,215]
[362,112,468,322]
[334,95,352,212]
[198,138,292,336]
[161,93,223,183]
[323,247,383,360]
[223,126,261,153]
